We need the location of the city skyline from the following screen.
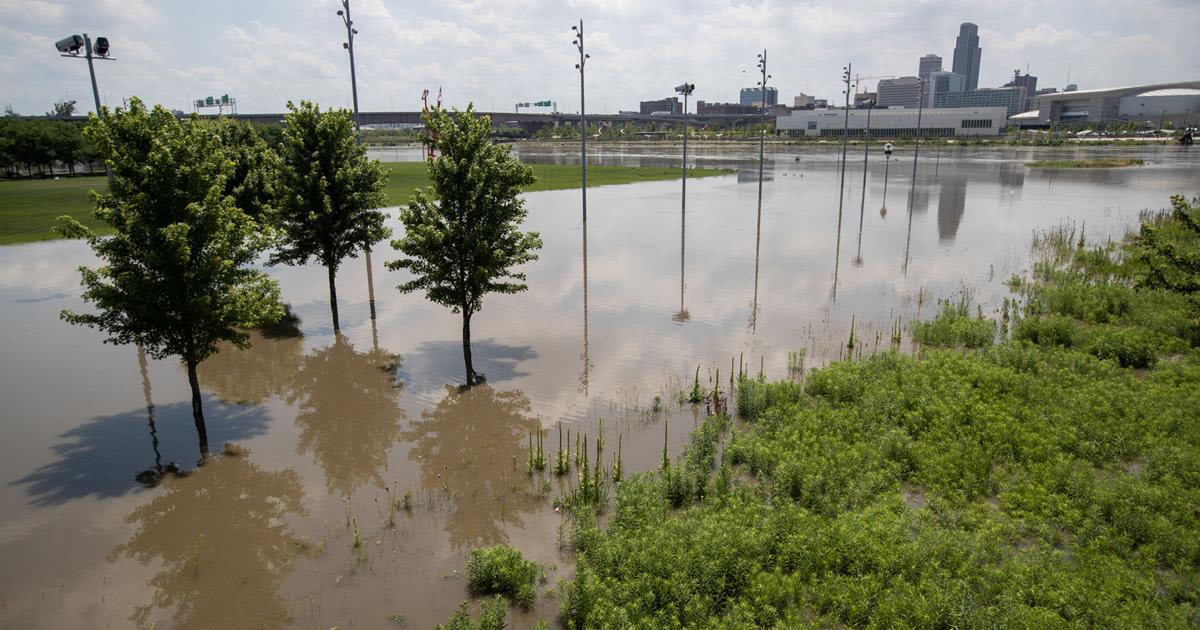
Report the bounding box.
[2,0,1197,116]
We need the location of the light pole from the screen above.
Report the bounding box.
[838,63,852,207]
[572,20,590,224]
[56,33,113,182]
[337,0,361,132]
[755,51,770,201]
[910,76,925,185]
[337,1,376,324]
[675,82,695,203]
[675,82,694,324]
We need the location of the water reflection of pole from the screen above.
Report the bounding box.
[856,102,872,266]
[580,219,590,395]
[366,250,379,352]
[881,146,891,216]
[138,345,163,476]
[903,79,924,276]
[903,169,916,275]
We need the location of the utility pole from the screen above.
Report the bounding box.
[337,0,361,132]
[56,33,113,183]
[572,20,590,224]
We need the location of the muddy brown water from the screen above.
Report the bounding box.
[1,143,1197,628]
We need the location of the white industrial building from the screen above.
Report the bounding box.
[1032,81,1200,126]
[776,106,1009,137]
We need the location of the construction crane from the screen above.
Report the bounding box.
[853,74,895,95]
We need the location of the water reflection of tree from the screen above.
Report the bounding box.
[403,384,541,549]
[286,335,404,496]
[111,453,306,629]
[198,330,304,406]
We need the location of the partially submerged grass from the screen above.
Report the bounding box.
[911,296,996,348]
[466,545,538,609]
[435,595,507,630]
[0,163,729,245]
[554,195,1200,628]
[1026,157,1144,168]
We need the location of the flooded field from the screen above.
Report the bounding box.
[1,143,1197,628]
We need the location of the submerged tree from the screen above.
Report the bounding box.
[389,105,542,385]
[271,100,389,332]
[59,98,283,461]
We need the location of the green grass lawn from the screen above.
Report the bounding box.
[0,163,727,246]
[1026,158,1144,168]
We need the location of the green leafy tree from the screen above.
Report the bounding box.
[47,99,77,118]
[388,105,542,385]
[207,117,279,223]
[271,100,388,332]
[58,98,283,460]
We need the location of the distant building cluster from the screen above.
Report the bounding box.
[632,19,1192,132]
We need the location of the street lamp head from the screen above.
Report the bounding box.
[585,53,590,59]
[55,34,84,55]
[337,9,344,15]
[93,36,109,56]
[352,28,358,34]
[571,25,578,30]
[575,63,580,69]
[343,42,349,49]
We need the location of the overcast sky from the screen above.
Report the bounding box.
[3,0,1198,116]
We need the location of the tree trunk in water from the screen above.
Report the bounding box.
[462,310,476,386]
[327,265,340,333]
[186,359,210,462]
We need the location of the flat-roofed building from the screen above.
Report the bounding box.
[927,71,966,107]
[877,76,924,108]
[776,106,1008,137]
[640,97,682,115]
[935,87,1026,117]
[919,54,942,80]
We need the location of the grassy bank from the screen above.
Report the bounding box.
[530,196,1199,627]
[0,162,727,246]
[1026,157,1145,168]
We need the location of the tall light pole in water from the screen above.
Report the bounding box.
[337,1,376,323]
[674,82,695,324]
[337,0,361,132]
[910,76,925,185]
[755,51,770,202]
[572,20,590,224]
[838,63,852,207]
[56,33,113,182]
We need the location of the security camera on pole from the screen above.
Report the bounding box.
[57,33,113,182]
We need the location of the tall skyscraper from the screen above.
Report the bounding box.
[919,54,942,80]
[951,22,982,91]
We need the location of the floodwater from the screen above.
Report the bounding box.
[1,143,1197,628]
